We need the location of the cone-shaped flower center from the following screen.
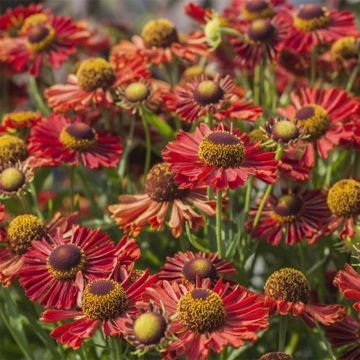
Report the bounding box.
[272,120,299,143]
[243,0,274,20]
[145,163,186,202]
[0,167,26,192]
[331,36,358,60]
[141,18,178,48]
[0,135,27,164]
[60,123,97,151]
[8,214,46,255]
[264,267,310,303]
[272,194,303,223]
[133,312,167,345]
[82,279,128,320]
[48,244,86,280]
[294,4,330,31]
[294,104,329,139]
[77,58,116,92]
[3,111,39,126]
[27,24,55,52]
[182,258,217,282]
[199,131,245,168]
[125,82,150,103]
[260,352,294,360]
[178,288,226,333]
[248,19,275,43]
[327,179,360,216]
[193,80,224,105]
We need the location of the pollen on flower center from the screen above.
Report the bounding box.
[0,167,26,192]
[242,0,274,21]
[248,19,275,43]
[327,179,360,216]
[260,352,295,360]
[77,58,116,92]
[294,4,330,31]
[141,18,178,48]
[2,111,39,125]
[0,135,27,164]
[125,82,150,103]
[182,258,217,282]
[133,312,167,345]
[331,36,358,60]
[294,104,329,138]
[272,120,299,143]
[26,24,55,52]
[59,123,97,151]
[198,131,245,168]
[178,289,226,333]
[145,163,186,202]
[8,214,46,255]
[193,80,224,106]
[48,244,87,280]
[264,267,310,303]
[82,279,128,320]
[272,195,303,223]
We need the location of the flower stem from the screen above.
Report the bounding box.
[205,112,213,128]
[278,315,288,352]
[310,46,318,86]
[28,76,50,116]
[253,65,261,106]
[345,53,360,92]
[70,166,76,212]
[216,190,223,258]
[244,176,253,221]
[118,115,136,178]
[140,109,151,176]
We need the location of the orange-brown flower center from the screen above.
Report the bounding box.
[243,0,274,20]
[272,194,303,223]
[59,123,97,151]
[294,4,330,31]
[141,18,178,48]
[182,258,217,282]
[248,19,275,42]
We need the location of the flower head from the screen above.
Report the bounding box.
[0,135,27,164]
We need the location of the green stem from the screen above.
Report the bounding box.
[118,115,136,178]
[346,54,360,92]
[140,110,151,176]
[29,183,43,219]
[271,63,278,112]
[254,65,261,106]
[110,336,122,360]
[244,177,252,221]
[185,222,209,252]
[216,190,223,258]
[310,46,318,86]
[316,323,336,360]
[18,193,31,213]
[70,166,76,212]
[278,315,288,352]
[205,112,213,128]
[298,242,306,271]
[28,76,50,116]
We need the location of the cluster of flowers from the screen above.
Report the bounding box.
[0,0,360,359]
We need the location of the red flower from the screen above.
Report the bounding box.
[147,279,269,360]
[1,111,42,133]
[278,87,359,165]
[340,118,360,151]
[41,270,157,349]
[9,13,90,77]
[184,3,213,24]
[109,163,215,237]
[248,188,330,246]
[19,226,116,309]
[163,123,278,190]
[334,264,360,311]
[45,57,149,112]
[0,213,76,287]
[325,315,360,360]
[264,267,345,327]
[159,251,236,283]
[28,114,122,169]
[280,4,357,53]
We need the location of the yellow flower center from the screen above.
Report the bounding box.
[271,120,299,143]
[178,289,226,333]
[271,194,303,223]
[82,279,128,320]
[264,267,310,303]
[183,66,207,82]
[47,244,87,280]
[248,18,275,43]
[0,167,26,192]
[193,80,224,106]
[294,104,329,139]
[294,4,330,32]
[331,36,358,60]
[59,123,97,151]
[199,131,245,168]
[26,24,55,52]
[21,14,49,32]
[0,135,27,164]
[141,18,178,48]
[327,179,360,216]
[145,162,186,202]
[77,58,116,92]
[124,82,150,103]
[8,214,46,255]
[2,111,39,126]
[133,312,167,345]
[182,258,217,282]
[242,0,274,21]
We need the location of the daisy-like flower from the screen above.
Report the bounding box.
[8,13,90,77]
[331,36,360,64]
[0,161,34,199]
[173,74,261,123]
[340,118,360,152]
[0,213,76,287]
[45,57,149,112]
[28,114,122,169]
[40,270,157,349]
[231,14,290,68]
[147,279,269,360]
[19,226,116,309]
[110,18,208,66]
[163,123,278,190]
[334,264,360,311]
[280,3,358,53]
[264,267,345,327]
[0,134,27,165]
[248,189,330,246]
[326,179,360,239]
[1,111,41,133]
[325,315,360,360]
[109,162,215,237]
[278,87,359,165]
[159,251,236,283]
